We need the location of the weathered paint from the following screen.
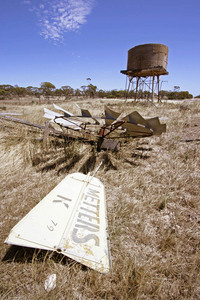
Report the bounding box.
[4,173,111,273]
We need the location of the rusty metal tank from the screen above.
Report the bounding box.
[127,43,168,75]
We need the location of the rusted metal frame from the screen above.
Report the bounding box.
[157,75,160,102]
[135,77,140,101]
[0,114,45,130]
[0,114,97,143]
[100,133,152,139]
[54,115,126,141]
[125,75,162,102]
[54,120,95,141]
[62,115,120,124]
[0,114,67,138]
[138,78,147,97]
[125,76,133,100]
[125,76,128,99]
[141,77,150,90]
[131,79,135,92]
[142,77,151,100]
[68,115,98,126]
[139,76,159,102]
[103,121,125,138]
[101,127,153,139]
[130,77,142,95]
[130,76,146,101]
[152,74,155,102]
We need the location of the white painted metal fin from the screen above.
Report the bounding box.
[43,108,63,120]
[43,107,82,130]
[5,173,111,273]
[53,103,74,117]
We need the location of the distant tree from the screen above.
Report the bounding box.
[96,89,127,99]
[128,90,136,99]
[87,84,97,98]
[25,86,34,96]
[167,90,193,100]
[86,78,91,83]
[0,89,6,99]
[167,92,177,99]
[40,82,56,101]
[31,87,42,101]
[61,86,74,100]
[25,86,41,98]
[143,90,151,100]
[54,88,63,100]
[74,88,81,97]
[173,86,180,92]
[159,90,168,99]
[0,85,15,98]
[80,85,88,98]
[177,91,193,99]
[97,89,106,98]
[136,89,143,99]
[14,86,26,98]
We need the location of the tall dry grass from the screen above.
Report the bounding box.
[0,99,200,299]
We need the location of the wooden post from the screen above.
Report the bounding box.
[152,75,155,102]
[135,77,139,101]
[157,75,160,102]
[126,76,133,101]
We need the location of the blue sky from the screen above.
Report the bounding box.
[0,0,200,96]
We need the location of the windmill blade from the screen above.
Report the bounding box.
[5,173,111,274]
[104,106,121,126]
[121,111,152,136]
[122,111,146,126]
[123,131,153,138]
[122,111,166,136]
[54,103,99,125]
[80,109,100,125]
[43,108,63,120]
[53,103,74,117]
[146,117,166,135]
[122,122,153,136]
[54,118,82,130]
[81,109,92,118]
[43,108,82,130]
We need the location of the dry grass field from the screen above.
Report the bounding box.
[0,98,200,299]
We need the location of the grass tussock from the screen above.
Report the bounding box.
[0,99,200,299]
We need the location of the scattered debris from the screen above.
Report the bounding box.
[44,274,56,292]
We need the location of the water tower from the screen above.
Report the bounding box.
[121,43,169,102]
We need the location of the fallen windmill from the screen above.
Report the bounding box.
[0,104,166,151]
[43,103,166,150]
[2,105,166,273]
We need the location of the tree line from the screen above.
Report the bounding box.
[0,82,195,101]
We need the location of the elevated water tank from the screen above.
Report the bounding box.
[123,43,168,77]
